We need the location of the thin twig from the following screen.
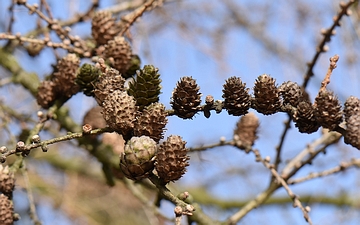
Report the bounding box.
[288,158,360,184]
[22,162,42,225]
[319,54,339,92]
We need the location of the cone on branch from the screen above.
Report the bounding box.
[343,96,360,150]
[293,101,320,134]
[155,135,189,183]
[52,54,81,98]
[0,165,15,195]
[104,36,132,74]
[278,81,304,108]
[222,77,251,116]
[93,68,126,105]
[253,74,281,115]
[314,90,343,130]
[0,194,13,225]
[234,112,259,149]
[344,96,360,122]
[120,136,157,180]
[128,65,162,110]
[134,103,168,142]
[101,90,138,137]
[36,80,57,109]
[171,77,202,119]
[76,63,101,96]
[91,11,119,45]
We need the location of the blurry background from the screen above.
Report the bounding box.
[1,0,360,224]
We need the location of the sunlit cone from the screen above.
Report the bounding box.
[0,165,14,195]
[344,114,360,150]
[344,96,360,122]
[36,80,57,109]
[91,11,119,45]
[171,77,202,119]
[155,135,189,183]
[123,54,141,79]
[278,81,304,108]
[293,101,320,133]
[102,90,137,137]
[314,90,343,130]
[93,68,125,105]
[52,54,81,98]
[120,136,157,180]
[0,194,13,225]
[105,36,132,74]
[222,76,251,116]
[134,103,168,142]
[76,64,101,96]
[128,65,162,110]
[234,112,259,148]
[253,74,281,115]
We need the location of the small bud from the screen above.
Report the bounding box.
[16,141,26,151]
[0,146,7,154]
[305,206,311,212]
[37,111,44,119]
[205,95,214,105]
[31,134,41,143]
[177,191,189,201]
[220,136,226,143]
[174,206,183,216]
[265,156,271,162]
[41,144,48,152]
[82,124,92,134]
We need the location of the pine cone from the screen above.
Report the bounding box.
[171,77,202,119]
[120,136,157,180]
[278,81,304,108]
[293,101,320,133]
[314,90,343,130]
[134,103,168,142]
[52,54,80,98]
[91,11,119,45]
[0,194,13,225]
[83,106,107,129]
[234,112,259,148]
[128,65,162,110]
[344,114,360,150]
[94,68,125,105]
[123,54,141,79]
[102,90,138,137]
[222,77,251,116]
[76,63,101,96]
[0,165,15,195]
[104,36,132,74]
[36,80,57,109]
[344,96,360,122]
[155,135,189,183]
[253,74,281,115]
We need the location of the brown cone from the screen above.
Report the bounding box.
[91,11,119,45]
[314,90,343,130]
[0,165,15,195]
[155,135,189,183]
[105,36,132,74]
[253,74,281,115]
[0,194,13,225]
[293,101,320,134]
[93,68,125,105]
[234,112,259,149]
[222,77,251,116]
[36,80,57,109]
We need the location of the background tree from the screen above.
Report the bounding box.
[1,0,360,225]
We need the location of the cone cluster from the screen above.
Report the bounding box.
[128,65,162,110]
[155,135,189,183]
[91,11,119,45]
[222,77,251,116]
[171,77,202,119]
[36,54,80,108]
